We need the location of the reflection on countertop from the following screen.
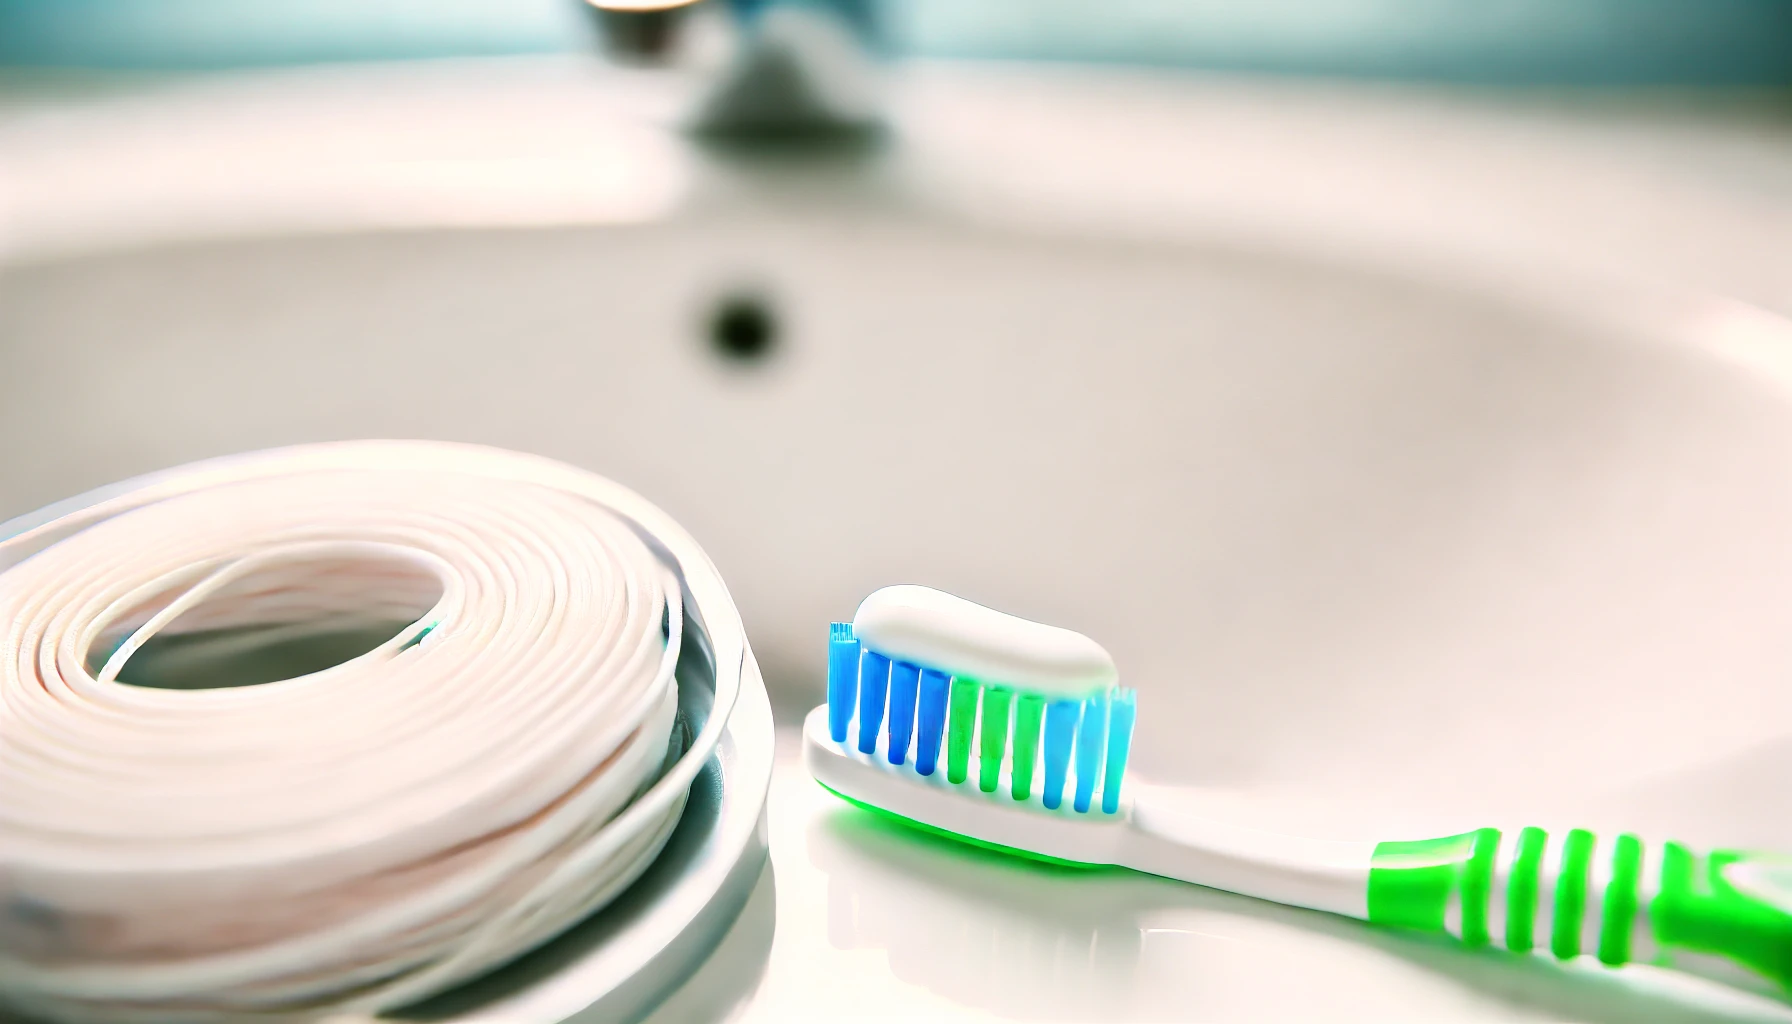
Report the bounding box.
[645,726,1792,1023]
[811,809,1150,1021]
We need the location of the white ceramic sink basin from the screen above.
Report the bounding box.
[5,57,1792,1022]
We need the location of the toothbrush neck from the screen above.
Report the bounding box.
[1123,783,1377,918]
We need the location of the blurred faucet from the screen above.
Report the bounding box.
[584,0,882,141]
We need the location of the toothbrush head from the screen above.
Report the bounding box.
[811,587,1136,863]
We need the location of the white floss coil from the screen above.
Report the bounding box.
[0,441,748,1023]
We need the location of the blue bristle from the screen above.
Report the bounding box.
[857,650,891,755]
[1041,698,1079,809]
[1101,690,1135,814]
[1072,693,1108,813]
[827,623,859,743]
[913,668,950,775]
[886,661,921,765]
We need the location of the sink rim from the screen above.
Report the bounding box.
[0,57,1787,321]
[2,57,1788,418]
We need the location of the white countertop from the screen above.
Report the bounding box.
[644,727,1792,1023]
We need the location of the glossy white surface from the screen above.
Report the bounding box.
[4,57,1792,1020]
[649,728,1792,1023]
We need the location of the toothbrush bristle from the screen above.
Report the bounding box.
[977,686,1012,793]
[1041,699,1078,809]
[1102,691,1136,815]
[945,678,977,785]
[1072,694,1107,814]
[826,622,860,743]
[857,650,891,755]
[1011,694,1045,801]
[886,661,921,766]
[824,624,1135,816]
[914,668,949,776]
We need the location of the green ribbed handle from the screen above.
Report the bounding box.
[1368,828,1792,991]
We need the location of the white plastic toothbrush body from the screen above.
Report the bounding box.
[803,707,1375,919]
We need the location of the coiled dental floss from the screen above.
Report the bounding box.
[0,441,744,1023]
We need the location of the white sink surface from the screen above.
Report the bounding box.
[5,57,1792,1021]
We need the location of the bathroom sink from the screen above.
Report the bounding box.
[5,57,1792,1022]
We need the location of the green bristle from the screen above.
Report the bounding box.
[978,686,1012,793]
[1011,693,1044,800]
[946,677,979,785]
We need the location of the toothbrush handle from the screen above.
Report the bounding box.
[1128,797,1792,996]
[1368,828,1792,992]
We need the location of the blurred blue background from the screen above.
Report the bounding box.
[1,0,1789,84]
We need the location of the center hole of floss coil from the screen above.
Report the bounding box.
[90,546,446,691]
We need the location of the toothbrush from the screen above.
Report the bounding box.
[806,585,1792,999]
